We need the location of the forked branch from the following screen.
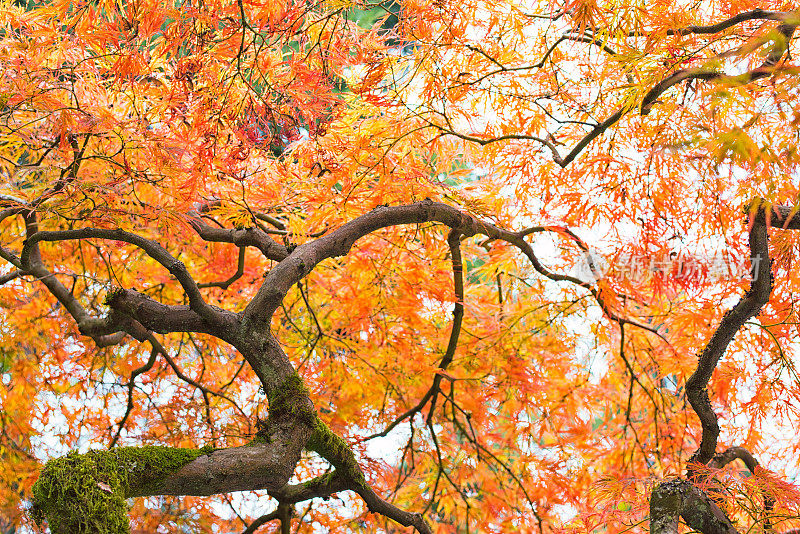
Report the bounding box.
[21,227,222,323]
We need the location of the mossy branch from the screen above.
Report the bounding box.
[31,446,213,534]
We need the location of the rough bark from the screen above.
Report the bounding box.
[650,480,739,534]
[128,438,309,497]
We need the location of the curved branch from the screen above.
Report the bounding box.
[364,229,466,439]
[242,200,498,329]
[199,246,246,290]
[11,213,127,346]
[22,227,221,323]
[187,214,289,261]
[270,471,349,503]
[102,287,239,337]
[685,211,771,468]
[664,9,794,36]
[353,483,433,534]
[109,339,159,448]
[426,230,464,425]
[640,21,796,115]
[709,445,760,472]
[710,446,775,530]
[242,504,293,534]
[243,200,662,339]
[683,203,800,471]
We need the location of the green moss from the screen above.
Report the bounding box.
[268,373,315,426]
[650,480,683,514]
[266,374,363,486]
[267,374,363,486]
[302,471,336,488]
[246,434,268,446]
[307,418,365,487]
[31,446,212,534]
[103,286,126,307]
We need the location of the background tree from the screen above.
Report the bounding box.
[1,0,800,533]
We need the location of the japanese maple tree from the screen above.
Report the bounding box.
[2,0,800,532]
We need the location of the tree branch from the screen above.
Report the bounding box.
[128,441,307,497]
[101,288,239,337]
[353,483,433,534]
[709,446,775,530]
[363,229,466,439]
[242,503,293,534]
[108,337,159,448]
[650,479,739,534]
[426,230,464,425]
[11,213,128,346]
[242,200,661,340]
[241,200,494,330]
[270,471,349,503]
[0,269,20,285]
[199,246,246,289]
[187,213,289,261]
[664,9,794,36]
[22,227,222,323]
[709,445,760,472]
[686,207,772,468]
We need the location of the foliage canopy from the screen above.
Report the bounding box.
[1,0,800,532]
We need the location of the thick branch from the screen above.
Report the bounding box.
[32,438,311,534]
[128,440,308,497]
[32,434,311,533]
[709,445,759,472]
[102,288,239,337]
[650,479,739,534]
[0,269,20,285]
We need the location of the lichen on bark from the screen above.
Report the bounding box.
[30,445,213,534]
